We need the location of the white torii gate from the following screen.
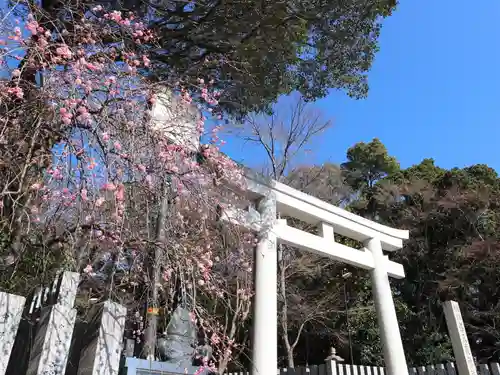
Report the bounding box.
[223,174,410,375]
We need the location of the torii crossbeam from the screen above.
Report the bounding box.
[222,175,410,375]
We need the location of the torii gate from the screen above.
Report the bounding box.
[223,174,410,375]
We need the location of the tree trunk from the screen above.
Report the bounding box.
[143,179,170,359]
[278,244,295,368]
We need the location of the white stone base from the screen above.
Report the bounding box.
[26,304,77,375]
[77,301,127,375]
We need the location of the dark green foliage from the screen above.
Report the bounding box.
[146,0,398,117]
[336,139,500,366]
[341,138,400,192]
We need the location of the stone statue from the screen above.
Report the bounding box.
[156,306,197,367]
[325,347,344,362]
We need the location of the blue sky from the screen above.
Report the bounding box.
[222,0,500,172]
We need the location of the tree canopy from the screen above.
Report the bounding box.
[31,0,398,117]
[332,141,500,366]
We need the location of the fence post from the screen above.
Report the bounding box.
[26,271,80,375]
[0,292,26,375]
[478,364,490,375]
[445,362,457,375]
[326,361,337,375]
[490,363,500,375]
[77,300,127,375]
[435,364,446,375]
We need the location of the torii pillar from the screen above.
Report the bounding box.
[252,195,278,375]
[365,237,408,375]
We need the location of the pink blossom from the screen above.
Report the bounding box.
[56,45,72,59]
[103,183,116,191]
[81,188,88,201]
[95,197,105,207]
[162,268,172,281]
[6,87,23,99]
[210,334,220,344]
[115,184,125,201]
[30,182,42,190]
[26,21,39,35]
[189,312,196,322]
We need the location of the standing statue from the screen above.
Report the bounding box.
[156,306,214,372]
[156,306,197,367]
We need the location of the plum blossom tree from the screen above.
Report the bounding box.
[0,2,254,371]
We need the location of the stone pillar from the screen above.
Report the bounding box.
[251,195,277,375]
[365,238,408,375]
[56,271,79,307]
[26,271,80,375]
[443,301,478,375]
[77,301,127,375]
[0,292,26,375]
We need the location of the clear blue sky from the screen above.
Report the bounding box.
[222,0,500,172]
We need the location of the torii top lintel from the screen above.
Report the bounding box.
[244,174,409,252]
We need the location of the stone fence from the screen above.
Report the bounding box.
[0,271,126,375]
